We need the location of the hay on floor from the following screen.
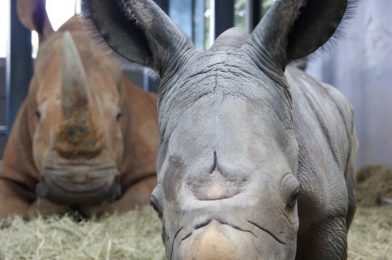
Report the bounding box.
[0,207,166,260]
[0,205,391,259]
[1,165,391,259]
[348,207,392,260]
[356,165,392,207]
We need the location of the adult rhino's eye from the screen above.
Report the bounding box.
[287,187,300,209]
[35,110,41,120]
[116,112,122,121]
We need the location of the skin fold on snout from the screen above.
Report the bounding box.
[36,165,122,205]
[178,219,255,260]
[175,214,294,260]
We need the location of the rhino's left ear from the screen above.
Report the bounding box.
[245,0,350,69]
[17,0,54,42]
[82,0,194,77]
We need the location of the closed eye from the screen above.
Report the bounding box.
[286,187,300,209]
[116,112,122,121]
[35,110,42,120]
[150,195,163,218]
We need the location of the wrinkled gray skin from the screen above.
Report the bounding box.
[83,0,357,259]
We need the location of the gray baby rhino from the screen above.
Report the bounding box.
[83,0,357,259]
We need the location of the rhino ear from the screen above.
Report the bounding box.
[82,0,194,76]
[82,0,153,68]
[17,0,54,41]
[246,0,350,68]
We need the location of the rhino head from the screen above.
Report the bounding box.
[17,0,125,205]
[83,0,348,258]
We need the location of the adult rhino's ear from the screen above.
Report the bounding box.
[17,0,53,42]
[245,0,350,69]
[82,0,194,76]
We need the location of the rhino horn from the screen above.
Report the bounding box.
[61,32,90,121]
[59,32,95,145]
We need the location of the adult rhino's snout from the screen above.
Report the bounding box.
[36,165,122,205]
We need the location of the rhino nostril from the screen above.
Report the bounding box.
[181,232,192,241]
[194,218,212,230]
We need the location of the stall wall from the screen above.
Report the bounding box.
[306,0,392,168]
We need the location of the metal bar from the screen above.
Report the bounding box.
[246,0,262,33]
[253,0,262,28]
[0,57,6,136]
[0,126,7,135]
[192,0,205,49]
[6,0,33,133]
[214,0,235,39]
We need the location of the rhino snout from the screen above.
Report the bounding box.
[36,165,122,205]
[177,219,256,260]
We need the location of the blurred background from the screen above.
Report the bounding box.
[0,0,390,169]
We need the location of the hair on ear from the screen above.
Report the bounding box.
[81,1,131,65]
[17,0,53,41]
[82,0,155,69]
[78,15,128,66]
[304,0,360,61]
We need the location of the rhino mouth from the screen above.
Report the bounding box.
[36,165,122,205]
[172,218,258,260]
[180,218,256,242]
[167,213,289,260]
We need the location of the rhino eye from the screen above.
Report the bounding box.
[286,187,300,209]
[35,110,41,120]
[116,112,122,121]
[150,195,163,218]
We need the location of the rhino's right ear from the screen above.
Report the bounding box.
[82,0,194,76]
[245,0,351,69]
[17,0,53,42]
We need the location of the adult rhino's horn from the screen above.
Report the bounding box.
[61,32,90,120]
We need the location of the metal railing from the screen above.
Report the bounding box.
[3,0,32,136]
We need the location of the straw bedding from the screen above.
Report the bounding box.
[0,207,166,260]
[356,165,392,207]
[0,166,391,260]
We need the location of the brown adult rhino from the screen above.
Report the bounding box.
[84,0,358,259]
[0,0,159,219]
